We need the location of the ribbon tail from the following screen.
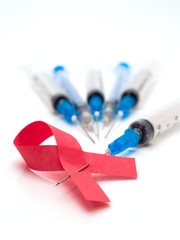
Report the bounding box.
[70,171,110,202]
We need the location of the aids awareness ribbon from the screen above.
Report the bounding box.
[14,121,137,202]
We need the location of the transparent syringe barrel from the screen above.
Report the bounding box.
[54,69,84,106]
[30,71,68,112]
[145,100,180,140]
[129,100,180,146]
[122,67,153,104]
[110,63,130,101]
[86,69,103,97]
[103,63,130,125]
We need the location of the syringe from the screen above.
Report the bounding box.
[103,62,130,126]
[53,66,94,132]
[106,100,180,155]
[105,65,155,138]
[27,69,78,123]
[86,69,104,138]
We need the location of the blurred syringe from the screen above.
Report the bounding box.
[103,62,130,126]
[53,66,95,142]
[105,64,156,138]
[86,69,105,139]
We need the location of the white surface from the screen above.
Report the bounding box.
[1,0,180,239]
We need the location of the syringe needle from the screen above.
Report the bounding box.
[77,120,96,144]
[94,111,100,140]
[55,163,90,186]
[81,125,96,144]
[104,118,117,139]
[96,117,99,140]
[104,111,123,139]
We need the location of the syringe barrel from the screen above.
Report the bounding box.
[86,69,104,100]
[110,62,130,101]
[129,100,180,145]
[122,67,153,105]
[144,100,180,139]
[103,63,130,125]
[54,67,84,106]
[30,71,69,112]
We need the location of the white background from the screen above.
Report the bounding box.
[1,0,180,239]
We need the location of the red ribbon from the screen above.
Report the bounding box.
[14,121,137,202]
